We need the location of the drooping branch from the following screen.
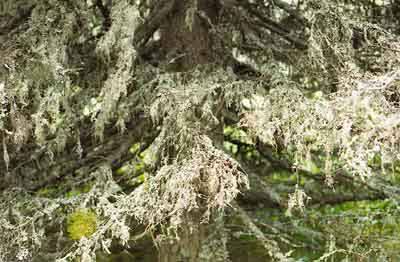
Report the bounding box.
[242,3,308,50]
[225,135,389,206]
[1,115,155,193]
[231,201,293,261]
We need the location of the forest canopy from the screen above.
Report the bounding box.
[1,0,400,261]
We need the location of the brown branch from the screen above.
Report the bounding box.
[244,5,308,50]
[133,0,176,49]
[225,135,388,201]
[0,115,155,192]
[310,193,386,207]
[237,169,286,208]
[231,201,288,259]
[95,0,111,31]
[268,0,310,27]
[0,4,36,35]
[228,137,385,208]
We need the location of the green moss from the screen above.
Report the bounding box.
[129,142,141,155]
[82,184,92,193]
[67,210,97,240]
[382,240,400,250]
[65,184,93,198]
[134,162,144,172]
[318,199,395,215]
[266,170,296,184]
[116,165,130,175]
[368,154,382,168]
[224,126,253,144]
[137,173,146,183]
[65,190,81,198]
[36,187,58,197]
[223,141,238,154]
[302,159,320,175]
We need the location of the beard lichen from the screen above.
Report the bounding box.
[1,0,400,261]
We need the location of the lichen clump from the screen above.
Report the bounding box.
[67,210,97,240]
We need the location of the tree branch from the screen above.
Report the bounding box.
[0,4,36,35]
[133,0,176,49]
[0,115,155,192]
[243,4,308,50]
[268,0,310,27]
[95,0,111,31]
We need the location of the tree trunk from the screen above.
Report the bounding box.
[159,0,220,71]
[158,216,206,262]
[155,2,229,260]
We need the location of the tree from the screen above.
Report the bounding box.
[1,0,400,261]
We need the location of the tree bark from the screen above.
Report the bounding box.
[152,1,228,261]
[159,0,220,71]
